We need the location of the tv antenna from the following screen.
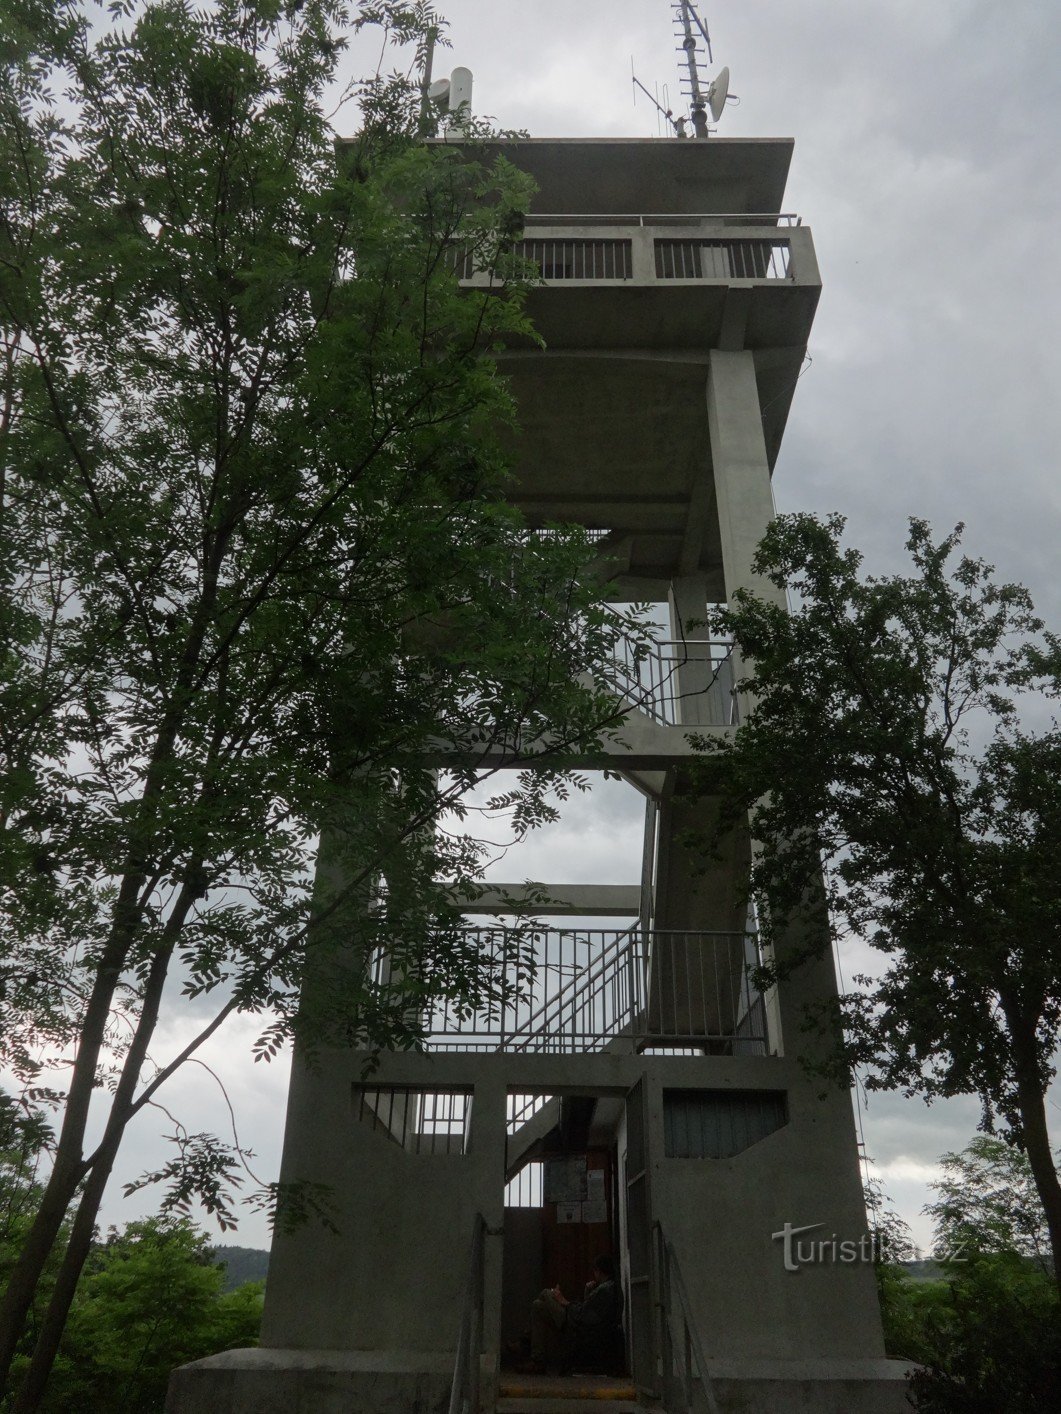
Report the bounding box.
[632,1,737,138]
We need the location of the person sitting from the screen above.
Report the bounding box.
[529,1254,624,1374]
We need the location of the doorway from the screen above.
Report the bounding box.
[499,1092,625,1369]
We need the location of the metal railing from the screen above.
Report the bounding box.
[655,1223,722,1414]
[452,214,803,286]
[356,1086,472,1154]
[517,237,632,280]
[522,212,801,228]
[449,1212,486,1414]
[603,637,736,726]
[655,237,790,281]
[423,927,767,1055]
[507,1091,552,1135]
[505,923,643,1053]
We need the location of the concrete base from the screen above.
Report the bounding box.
[164,1348,454,1414]
[704,1358,916,1413]
[167,1350,915,1414]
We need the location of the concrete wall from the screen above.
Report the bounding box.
[261,1058,507,1354]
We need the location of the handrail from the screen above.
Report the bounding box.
[602,637,735,727]
[522,211,801,227]
[655,1223,722,1414]
[503,922,642,1050]
[449,1212,486,1414]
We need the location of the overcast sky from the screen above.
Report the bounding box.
[102,0,1061,1254]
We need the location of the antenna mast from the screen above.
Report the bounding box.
[674,0,712,138]
[632,2,734,139]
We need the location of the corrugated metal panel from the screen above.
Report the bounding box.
[663,1089,788,1158]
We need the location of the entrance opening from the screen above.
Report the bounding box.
[500,1090,627,1380]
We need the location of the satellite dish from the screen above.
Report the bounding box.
[427,77,450,102]
[707,66,730,123]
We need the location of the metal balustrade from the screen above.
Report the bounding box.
[448,1213,486,1414]
[522,211,801,228]
[507,1091,552,1135]
[355,1086,473,1154]
[451,212,804,285]
[656,1223,723,1414]
[421,926,767,1055]
[655,237,790,280]
[517,237,633,280]
[603,637,736,727]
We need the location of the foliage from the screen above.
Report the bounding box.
[700,513,1061,1286]
[0,0,644,1403]
[925,1135,1054,1276]
[37,1219,262,1414]
[0,1104,260,1412]
[0,1098,50,1271]
[870,1146,1061,1409]
[895,1254,1061,1413]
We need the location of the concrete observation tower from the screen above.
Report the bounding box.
[169,10,913,1413]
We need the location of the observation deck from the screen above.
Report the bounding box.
[445,138,821,593]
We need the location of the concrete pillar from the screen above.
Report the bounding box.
[704,356,875,1334]
[706,349,784,611]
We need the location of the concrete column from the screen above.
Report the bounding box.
[705,357,871,1312]
[473,1073,509,1413]
[706,350,784,611]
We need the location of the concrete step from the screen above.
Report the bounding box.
[496,1373,642,1410]
[496,1403,643,1413]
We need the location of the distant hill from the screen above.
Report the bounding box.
[902,1259,946,1283]
[211,1245,270,1292]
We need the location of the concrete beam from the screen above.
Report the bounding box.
[454,884,642,917]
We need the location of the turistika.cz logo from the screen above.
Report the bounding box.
[771,1221,967,1272]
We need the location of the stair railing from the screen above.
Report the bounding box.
[504,922,645,1052]
[655,1223,722,1414]
[449,1212,486,1414]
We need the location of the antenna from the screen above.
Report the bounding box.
[632,2,737,139]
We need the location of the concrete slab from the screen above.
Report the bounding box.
[704,1357,917,1413]
[164,1348,454,1414]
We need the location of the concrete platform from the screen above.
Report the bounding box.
[167,1351,916,1413]
[704,1358,917,1413]
[164,1348,453,1414]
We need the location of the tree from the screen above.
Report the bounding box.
[925,1136,1055,1277]
[39,1219,261,1414]
[906,1137,1061,1413]
[0,0,643,1404]
[700,513,1061,1293]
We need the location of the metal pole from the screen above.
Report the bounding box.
[676,2,709,137]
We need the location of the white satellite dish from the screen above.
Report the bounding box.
[707,66,730,123]
[427,77,450,102]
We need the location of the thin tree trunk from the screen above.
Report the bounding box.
[0,866,147,1391]
[8,935,178,1411]
[0,1156,84,1392]
[1008,1009,1061,1302]
[9,1153,116,1414]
